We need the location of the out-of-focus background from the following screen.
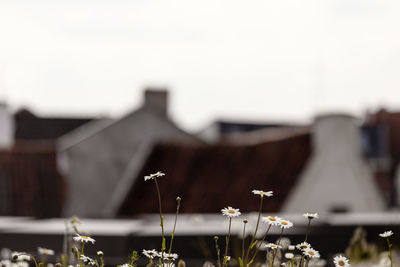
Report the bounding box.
[0,1,400,266]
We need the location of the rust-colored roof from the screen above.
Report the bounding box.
[0,141,65,217]
[118,133,311,216]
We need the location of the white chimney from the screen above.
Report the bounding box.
[0,103,14,149]
[282,114,385,214]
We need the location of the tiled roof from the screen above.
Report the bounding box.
[0,141,64,217]
[118,132,311,215]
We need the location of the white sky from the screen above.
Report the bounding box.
[1,0,400,130]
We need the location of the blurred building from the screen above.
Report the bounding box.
[2,90,400,218]
[0,104,91,217]
[58,89,201,217]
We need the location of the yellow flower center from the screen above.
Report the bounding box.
[308,251,315,256]
[338,260,345,266]
[81,235,89,239]
[271,244,277,248]
[269,217,276,221]
[281,221,288,225]
[228,209,235,214]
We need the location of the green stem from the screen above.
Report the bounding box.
[31,256,39,267]
[241,222,247,262]
[270,228,284,267]
[244,196,264,264]
[154,178,165,267]
[304,219,311,243]
[249,224,272,264]
[79,242,85,267]
[223,218,232,267]
[167,198,181,266]
[387,237,392,267]
[214,237,222,267]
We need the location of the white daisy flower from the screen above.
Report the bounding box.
[303,248,320,259]
[285,253,294,259]
[80,255,96,266]
[288,245,295,251]
[1,260,11,267]
[164,253,178,261]
[97,251,104,256]
[302,213,319,220]
[333,255,350,267]
[38,247,55,256]
[278,218,294,229]
[144,171,165,181]
[221,207,241,217]
[223,256,231,262]
[252,190,273,197]
[121,264,132,267]
[265,243,282,250]
[379,231,393,238]
[12,253,30,261]
[262,216,281,226]
[73,234,95,244]
[16,262,29,267]
[296,242,311,251]
[143,249,159,259]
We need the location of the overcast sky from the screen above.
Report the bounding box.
[1,0,400,130]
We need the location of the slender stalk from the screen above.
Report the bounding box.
[249,224,272,264]
[305,258,310,267]
[304,219,311,243]
[270,228,284,267]
[387,237,393,267]
[297,255,305,267]
[244,196,264,264]
[223,218,233,267]
[154,178,165,267]
[168,197,181,254]
[214,236,222,267]
[29,255,39,267]
[79,242,85,267]
[167,197,181,266]
[299,219,312,267]
[241,220,248,262]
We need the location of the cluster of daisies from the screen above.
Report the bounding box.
[219,190,354,267]
[142,249,178,266]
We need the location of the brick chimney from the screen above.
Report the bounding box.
[143,88,168,117]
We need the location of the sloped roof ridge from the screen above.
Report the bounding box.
[57,107,201,151]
